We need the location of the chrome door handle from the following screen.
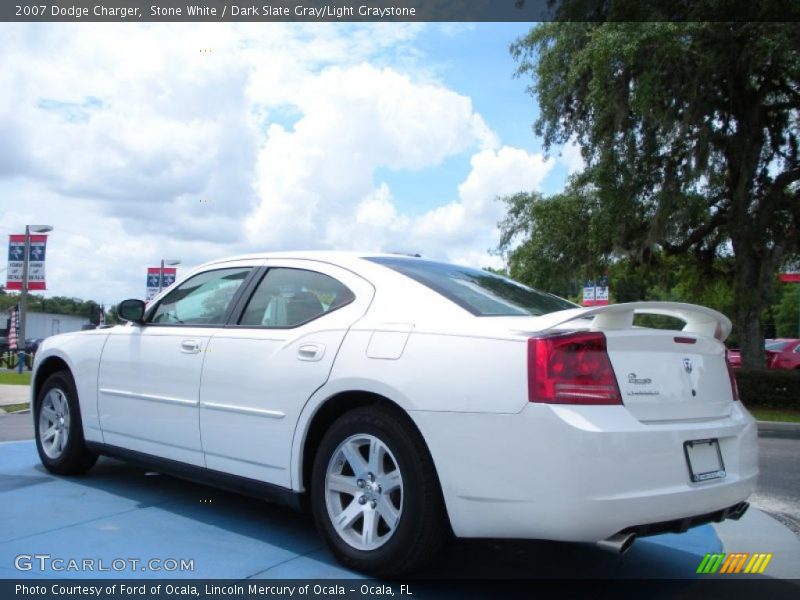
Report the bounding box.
[298,343,325,362]
[180,340,201,354]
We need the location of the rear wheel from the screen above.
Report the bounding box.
[311,405,448,576]
[34,371,97,475]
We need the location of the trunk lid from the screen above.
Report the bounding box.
[507,301,736,422]
[605,329,733,422]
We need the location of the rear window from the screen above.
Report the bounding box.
[366,257,575,316]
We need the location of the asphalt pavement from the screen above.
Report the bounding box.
[749,432,800,537]
[0,412,35,441]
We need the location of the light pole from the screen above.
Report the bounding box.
[19,224,53,371]
[158,259,180,293]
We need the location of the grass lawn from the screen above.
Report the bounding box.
[0,371,31,385]
[750,409,800,423]
[0,402,30,413]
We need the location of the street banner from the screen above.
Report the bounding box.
[779,272,800,283]
[594,275,610,306]
[582,276,610,307]
[582,280,596,307]
[6,234,47,290]
[8,304,19,351]
[146,267,177,301]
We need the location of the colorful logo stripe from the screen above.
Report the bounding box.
[696,552,772,574]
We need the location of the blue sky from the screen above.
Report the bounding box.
[0,22,580,304]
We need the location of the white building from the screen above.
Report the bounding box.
[2,310,92,340]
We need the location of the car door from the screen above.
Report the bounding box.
[199,260,374,487]
[97,263,258,465]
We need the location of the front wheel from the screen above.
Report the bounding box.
[34,371,97,475]
[311,405,448,576]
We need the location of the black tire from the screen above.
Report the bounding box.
[311,404,448,576]
[34,371,97,475]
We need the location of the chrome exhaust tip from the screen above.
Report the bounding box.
[729,502,749,521]
[596,532,637,555]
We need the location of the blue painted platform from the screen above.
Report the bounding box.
[0,440,720,579]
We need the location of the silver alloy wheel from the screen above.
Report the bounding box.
[325,433,404,551]
[39,388,71,459]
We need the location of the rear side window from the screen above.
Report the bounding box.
[366,257,574,317]
[239,268,355,328]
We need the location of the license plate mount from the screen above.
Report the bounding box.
[684,438,726,482]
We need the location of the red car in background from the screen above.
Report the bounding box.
[726,348,741,369]
[766,339,800,370]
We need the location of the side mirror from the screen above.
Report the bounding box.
[118,299,146,324]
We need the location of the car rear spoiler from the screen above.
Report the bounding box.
[525,301,732,341]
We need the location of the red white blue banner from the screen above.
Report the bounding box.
[6,234,47,290]
[582,276,610,307]
[780,272,800,283]
[146,267,177,301]
[582,281,595,306]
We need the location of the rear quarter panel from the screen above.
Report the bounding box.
[290,327,528,490]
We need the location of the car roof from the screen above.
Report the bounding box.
[200,250,431,270]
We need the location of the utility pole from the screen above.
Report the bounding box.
[158,259,180,293]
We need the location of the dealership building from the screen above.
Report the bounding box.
[1,310,92,340]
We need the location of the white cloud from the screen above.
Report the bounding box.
[560,140,585,176]
[0,22,558,305]
[323,146,554,267]
[245,62,498,247]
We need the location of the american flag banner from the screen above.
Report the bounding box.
[582,280,596,307]
[8,304,19,351]
[582,275,610,307]
[98,304,106,328]
[146,267,177,301]
[780,262,800,283]
[594,275,610,306]
[6,234,48,290]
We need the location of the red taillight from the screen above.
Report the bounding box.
[527,331,622,405]
[726,357,739,401]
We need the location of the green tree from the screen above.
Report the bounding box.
[772,283,800,338]
[105,305,121,326]
[499,187,614,298]
[511,14,800,368]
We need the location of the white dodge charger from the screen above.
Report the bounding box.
[31,252,757,575]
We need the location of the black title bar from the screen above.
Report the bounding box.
[3,0,800,23]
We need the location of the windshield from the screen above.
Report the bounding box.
[367,257,575,317]
[765,341,791,351]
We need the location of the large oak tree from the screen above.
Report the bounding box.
[510,16,800,368]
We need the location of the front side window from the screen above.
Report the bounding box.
[149,267,251,325]
[239,268,355,328]
[366,257,575,317]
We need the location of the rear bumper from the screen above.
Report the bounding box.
[410,401,758,542]
[620,500,749,538]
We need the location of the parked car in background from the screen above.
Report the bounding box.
[30,252,757,575]
[765,339,800,370]
[726,347,741,369]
